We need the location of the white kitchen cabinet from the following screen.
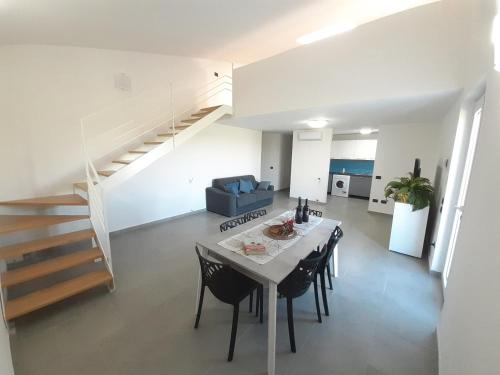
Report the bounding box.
[331,140,377,160]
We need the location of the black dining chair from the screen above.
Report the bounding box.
[307,226,343,317]
[219,216,249,232]
[245,209,267,221]
[194,246,263,361]
[309,209,323,217]
[277,250,326,353]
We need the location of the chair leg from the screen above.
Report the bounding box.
[320,271,330,317]
[326,263,333,290]
[249,291,253,313]
[194,285,205,329]
[228,303,240,362]
[259,286,264,324]
[313,274,322,323]
[255,289,259,317]
[286,297,296,353]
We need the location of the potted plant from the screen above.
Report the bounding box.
[384,173,434,258]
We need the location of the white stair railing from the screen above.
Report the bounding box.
[78,75,232,278]
[81,74,232,163]
[81,124,113,281]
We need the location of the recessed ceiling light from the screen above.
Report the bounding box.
[307,119,329,128]
[360,128,373,135]
[297,24,357,45]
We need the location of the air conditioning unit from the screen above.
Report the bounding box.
[298,131,323,141]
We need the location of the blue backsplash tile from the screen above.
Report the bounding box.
[330,159,374,176]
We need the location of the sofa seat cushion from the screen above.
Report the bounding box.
[255,190,274,201]
[237,193,257,207]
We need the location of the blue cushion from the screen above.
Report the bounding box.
[224,182,240,197]
[257,181,271,190]
[239,179,254,193]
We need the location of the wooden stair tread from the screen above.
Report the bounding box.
[5,269,112,320]
[0,215,89,235]
[144,140,165,145]
[0,229,95,261]
[170,125,190,130]
[181,118,199,124]
[199,105,222,112]
[1,247,103,287]
[0,194,87,207]
[112,160,133,165]
[97,170,116,177]
[128,150,148,154]
[73,182,88,192]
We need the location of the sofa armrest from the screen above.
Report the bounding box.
[206,187,237,217]
[268,185,275,191]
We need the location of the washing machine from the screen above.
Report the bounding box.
[331,174,350,197]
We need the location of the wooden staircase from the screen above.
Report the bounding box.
[0,194,113,321]
[73,105,222,188]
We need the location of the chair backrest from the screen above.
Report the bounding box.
[245,209,267,221]
[278,249,326,299]
[195,246,242,304]
[309,209,322,217]
[220,216,248,232]
[324,226,343,265]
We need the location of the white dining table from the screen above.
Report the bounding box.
[196,209,341,375]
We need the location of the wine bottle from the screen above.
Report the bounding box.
[302,198,309,223]
[295,197,303,224]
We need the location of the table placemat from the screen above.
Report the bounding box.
[218,211,324,265]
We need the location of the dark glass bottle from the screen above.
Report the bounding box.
[295,197,303,224]
[302,198,309,223]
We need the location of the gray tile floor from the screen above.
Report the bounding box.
[10,192,442,375]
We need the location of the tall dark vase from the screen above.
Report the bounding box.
[302,199,309,223]
[295,197,303,224]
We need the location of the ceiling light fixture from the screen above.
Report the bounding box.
[307,119,329,128]
[297,24,357,45]
[360,128,373,135]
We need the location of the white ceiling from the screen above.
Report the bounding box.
[221,90,461,133]
[0,0,438,65]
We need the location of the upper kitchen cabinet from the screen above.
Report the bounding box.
[331,139,378,160]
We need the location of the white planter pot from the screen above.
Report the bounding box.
[389,202,429,258]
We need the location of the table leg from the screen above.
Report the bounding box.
[333,244,339,277]
[195,245,208,314]
[267,281,277,375]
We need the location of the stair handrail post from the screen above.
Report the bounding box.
[170,81,175,149]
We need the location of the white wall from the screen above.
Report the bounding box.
[290,129,332,203]
[368,123,440,215]
[261,132,292,190]
[234,2,459,118]
[331,139,377,160]
[437,1,500,374]
[105,123,262,232]
[0,45,231,201]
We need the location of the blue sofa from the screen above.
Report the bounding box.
[206,175,274,217]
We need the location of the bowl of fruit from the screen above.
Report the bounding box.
[264,218,297,240]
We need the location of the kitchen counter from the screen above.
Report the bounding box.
[329,172,372,198]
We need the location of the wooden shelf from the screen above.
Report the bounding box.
[0,215,89,235]
[0,194,87,207]
[5,269,112,320]
[1,247,103,287]
[0,228,95,261]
